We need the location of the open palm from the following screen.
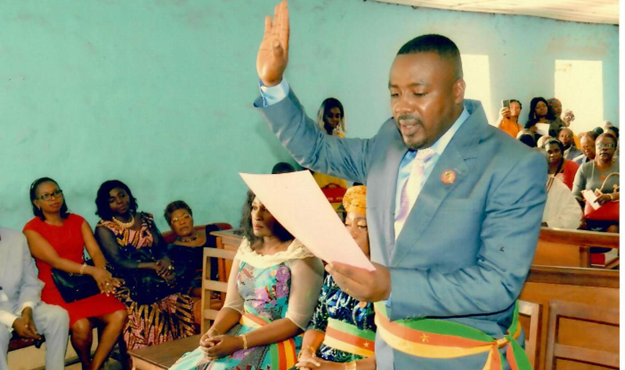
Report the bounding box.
[256,1,290,86]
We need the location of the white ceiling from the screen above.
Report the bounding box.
[371,0,619,25]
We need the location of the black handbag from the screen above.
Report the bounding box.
[123,271,180,305]
[51,260,101,303]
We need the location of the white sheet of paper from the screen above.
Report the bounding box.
[536,123,550,136]
[582,189,600,210]
[240,171,375,271]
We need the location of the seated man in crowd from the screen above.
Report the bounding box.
[574,131,597,165]
[0,226,69,370]
[558,128,582,160]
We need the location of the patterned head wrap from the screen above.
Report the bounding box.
[547,98,560,107]
[342,186,367,214]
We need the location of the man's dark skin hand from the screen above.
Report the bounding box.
[325,262,391,302]
[13,307,41,340]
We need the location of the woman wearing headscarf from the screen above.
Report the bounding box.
[296,186,376,370]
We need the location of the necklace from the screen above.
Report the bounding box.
[176,233,198,243]
[112,215,135,229]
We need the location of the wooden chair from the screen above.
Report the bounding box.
[201,245,237,333]
[518,300,541,369]
[544,299,619,369]
[162,222,233,328]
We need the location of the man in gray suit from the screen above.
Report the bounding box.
[254,2,546,369]
[0,227,69,370]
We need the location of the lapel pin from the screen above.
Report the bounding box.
[441,170,456,184]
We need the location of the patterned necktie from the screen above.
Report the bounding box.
[394,148,436,240]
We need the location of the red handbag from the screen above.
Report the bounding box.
[321,183,347,204]
[584,172,619,221]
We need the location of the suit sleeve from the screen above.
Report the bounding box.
[17,233,43,308]
[390,150,547,318]
[255,89,372,185]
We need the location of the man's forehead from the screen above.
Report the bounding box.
[388,52,452,84]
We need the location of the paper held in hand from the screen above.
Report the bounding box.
[240,171,375,271]
[536,123,550,136]
[582,189,600,210]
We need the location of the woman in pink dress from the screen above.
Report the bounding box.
[23,177,128,370]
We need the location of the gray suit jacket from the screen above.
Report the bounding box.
[256,90,547,369]
[0,227,43,329]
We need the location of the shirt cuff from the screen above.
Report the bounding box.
[259,78,290,107]
[20,301,36,312]
[0,311,18,332]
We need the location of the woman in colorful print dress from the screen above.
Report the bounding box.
[170,190,324,370]
[94,180,195,350]
[296,186,376,370]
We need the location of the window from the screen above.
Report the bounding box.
[462,54,493,124]
[555,60,603,133]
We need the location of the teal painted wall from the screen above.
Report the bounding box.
[0,0,618,231]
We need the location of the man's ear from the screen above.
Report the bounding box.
[453,78,466,105]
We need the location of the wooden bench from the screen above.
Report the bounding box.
[519,265,619,370]
[130,334,201,370]
[533,227,619,268]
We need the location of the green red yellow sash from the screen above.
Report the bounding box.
[374,301,531,370]
[240,311,298,370]
[322,317,375,358]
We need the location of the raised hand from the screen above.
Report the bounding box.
[256,1,290,87]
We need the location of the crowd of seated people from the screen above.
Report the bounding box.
[2,157,381,369]
[497,96,619,235]
[1,94,617,370]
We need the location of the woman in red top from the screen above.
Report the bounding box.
[543,139,580,190]
[23,177,127,370]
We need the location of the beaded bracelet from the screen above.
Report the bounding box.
[79,263,88,275]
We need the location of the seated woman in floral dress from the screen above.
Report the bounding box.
[94,180,196,350]
[170,190,324,370]
[24,177,127,370]
[296,186,376,370]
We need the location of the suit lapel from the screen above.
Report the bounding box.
[391,103,484,265]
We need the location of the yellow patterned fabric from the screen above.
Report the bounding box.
[115,287,195,350]
[343,186,367,214]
